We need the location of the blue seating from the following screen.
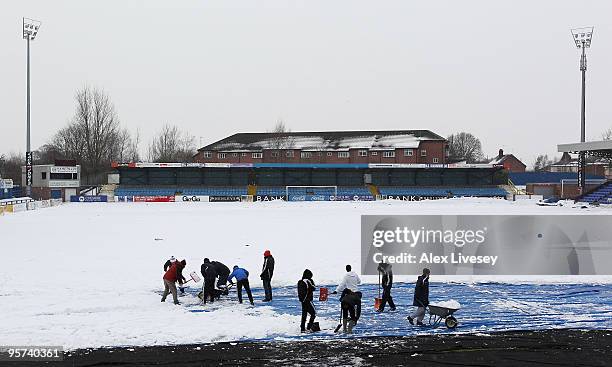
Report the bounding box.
[509,172,605,185]
[378,186,507,197]
[115,186,247,197]
[256,186,372,197]
[114,185,508,199]
[579,181,612,203]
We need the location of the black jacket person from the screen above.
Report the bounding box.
[340,289,362,333]
[377,262,396,312]
[201,258,218,304]
[211,260,230,288]
[297,269,316,332]
[260,250,275,301]
[413,272,429,307]
[408,268,430,326]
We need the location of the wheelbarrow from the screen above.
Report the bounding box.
[427,304,459,329]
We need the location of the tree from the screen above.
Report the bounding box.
[46,85,139,184]
[446,132,484,163]
[267,120,294,162]
[602,127,612,140]
[75,86,121,181]
[533,154,554,171]
[0,152,24,184]
[147,124,195,162]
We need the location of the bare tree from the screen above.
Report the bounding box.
[46,85,136,184]
[533,154,554,171]
[148,124,196,162]
[76,86,121,181]
[51,123,86,163]
[0,152,25,184]
[602,127,612,140]
[35,144,66,164]
[267,120,294,162]
[447,132,484,163]
[110,128,140,163]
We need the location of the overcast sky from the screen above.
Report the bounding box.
[1,0,611,166]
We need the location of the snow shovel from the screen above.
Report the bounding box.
[182,271,202,285]
[334,309,343,333]
[180,272,201,293]
[319,287,329,301]
[374,270,382,310]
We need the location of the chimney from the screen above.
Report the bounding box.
[498,149,504,158]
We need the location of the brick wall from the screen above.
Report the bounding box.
[194,141,447,164]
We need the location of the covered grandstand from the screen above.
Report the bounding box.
[556,140,612,202]
[111,162,509,201]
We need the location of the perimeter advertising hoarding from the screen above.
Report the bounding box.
[70,196,108,203]
[133,196,175,202]
[361,215,612,275]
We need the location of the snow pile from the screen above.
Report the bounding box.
[429,299,461,310]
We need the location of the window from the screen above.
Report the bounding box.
[445,149,450,157]
[50,173,76,180]
[232,153,238,157]
[371,152,378,156]
[318,152,323,157]
[203,152,212,158]
[358,150,368,157]
[327,152,332,157]
[241,152,247,157]
[301,152,312,159]
[338,151,350,158]
[286,151,294,158]
[41,172,47,180]
[404,149,413,157]
[271,152,279,158]
[252,152,263,159]
[433,158,439,163]
[218,153,227,159]
[383,151,395,158]
[421,150,427,157]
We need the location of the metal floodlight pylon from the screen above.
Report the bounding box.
[23,17,42,198]
[23,17,42,41]
[570,26,594,195]
[571,26,593,49]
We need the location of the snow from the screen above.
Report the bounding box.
[0,198,611,350]
[213,132,429,152]
[429,300,461,310]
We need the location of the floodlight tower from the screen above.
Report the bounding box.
[570,27,593,194]
[22,17,41,197]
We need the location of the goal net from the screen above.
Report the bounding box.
[285,186,338,201]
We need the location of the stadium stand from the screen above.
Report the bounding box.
[115,186,248,197]
[113,185,507,199]
[509,172,605,186]
[576,181,612,204]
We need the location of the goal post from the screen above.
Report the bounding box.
[285,185,338,201]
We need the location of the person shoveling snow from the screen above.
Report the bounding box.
[161,259,187,305]
[297,269,318,333]
[339,289,362,334]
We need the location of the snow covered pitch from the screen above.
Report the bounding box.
[0,198,611,350]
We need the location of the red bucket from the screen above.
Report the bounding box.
[319,287,329,301]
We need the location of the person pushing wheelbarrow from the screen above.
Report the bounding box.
[407,268,430,326]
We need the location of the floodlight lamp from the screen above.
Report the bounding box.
[22,17,42,40]
[571,27,594,49]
